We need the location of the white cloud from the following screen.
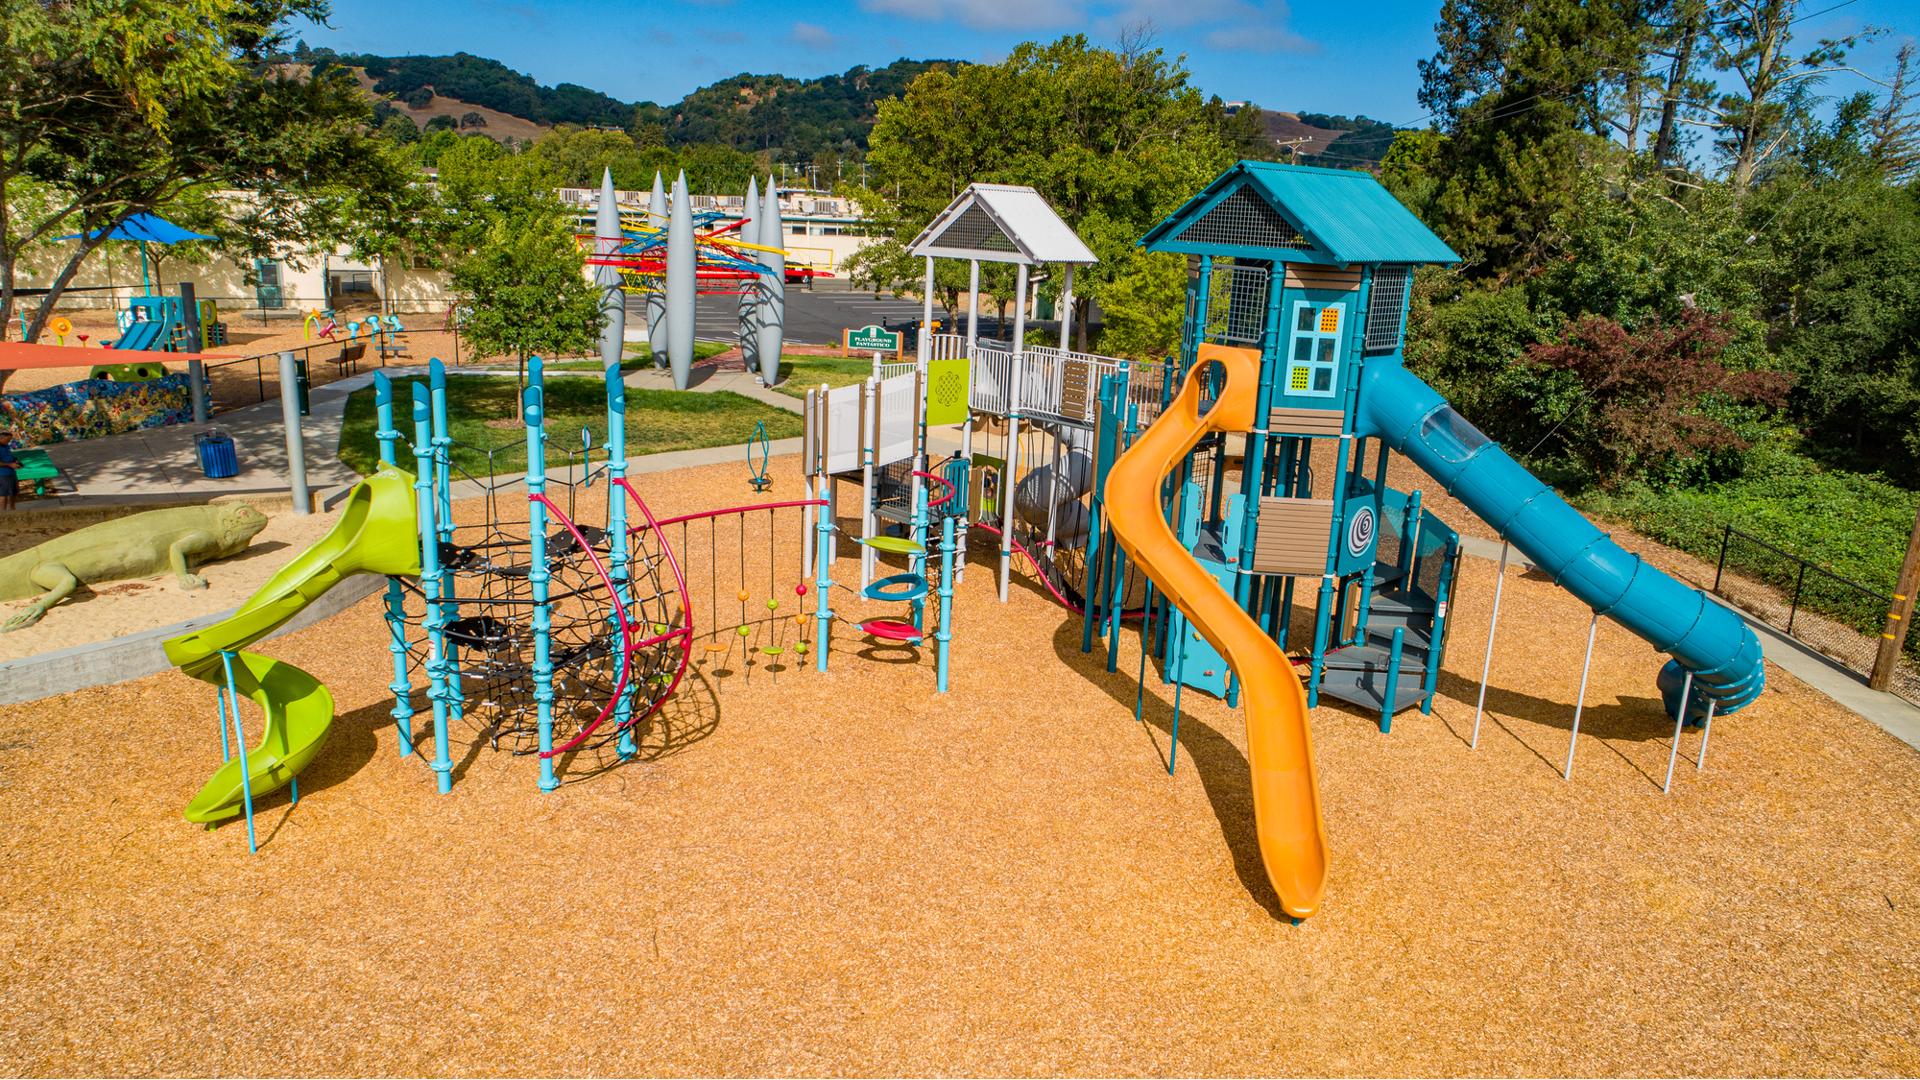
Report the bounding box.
[860,0,1086,32]
[790,21,839,49]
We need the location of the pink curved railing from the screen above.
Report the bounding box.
[613,477,698,736]
[531,493,634,760]
[972,521,1143,622]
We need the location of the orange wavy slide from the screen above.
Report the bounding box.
[1103,343,1330,918]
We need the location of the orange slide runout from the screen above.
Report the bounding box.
[1103,343,1330,918]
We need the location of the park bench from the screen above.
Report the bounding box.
[332,342,367,377]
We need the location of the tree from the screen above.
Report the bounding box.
[859,34,1241,350]
[0,0,386,387]
[1691,0,1881,191]
[445,150,602,408]
[1526,308,1792,487]
[1869,43,1920,182]
[1414,0,1652,277]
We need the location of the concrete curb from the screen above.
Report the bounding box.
[0,573,385,706]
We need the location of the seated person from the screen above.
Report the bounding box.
[0,431,18,511]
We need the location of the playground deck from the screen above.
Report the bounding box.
[0,458,1915,1076]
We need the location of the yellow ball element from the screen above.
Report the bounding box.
[737,589,750,603]
[795,641,809,655]
[795,613,807,626]
[766,598,779,611]
[738,624,751,637]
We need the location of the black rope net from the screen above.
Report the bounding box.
[394,435,689,780]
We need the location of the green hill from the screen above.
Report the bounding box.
[296,44,947,162]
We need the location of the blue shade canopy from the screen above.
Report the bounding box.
[59,212,216,244]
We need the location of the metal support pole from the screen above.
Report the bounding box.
[860,378,876,588]
[1697,700,1718,769]
[218,650,258,853]
[1564,612,1600,780]
[1058,264,1075,349]
[920,256,935,366]
[277,351,310,514]
[1001,263,1028,602]
[1471,541,1511,750]
[1664,670,1694,794]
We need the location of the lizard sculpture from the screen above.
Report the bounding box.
[1,503,270,631]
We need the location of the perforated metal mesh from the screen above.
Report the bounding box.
[1204,261,1271,345]
[1179,186,1313,250]
[931,204,1018,252]
[1365,265,1410,353]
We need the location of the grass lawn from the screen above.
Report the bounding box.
[338,373,802,477]
[542,341,731,374]
[773,355,875,398]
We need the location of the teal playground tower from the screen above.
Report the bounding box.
[1105,161,1765,728]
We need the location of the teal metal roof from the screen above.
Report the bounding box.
[1140,161,1460,266]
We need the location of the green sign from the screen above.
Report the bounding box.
[845,324,902,353]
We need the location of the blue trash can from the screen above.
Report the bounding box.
[197,430,239,479]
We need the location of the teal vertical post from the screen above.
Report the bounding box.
[1420,540,1460,714]
[413,395,451,782]
[1400,490,1424,583]
[1233,269,1284,632]
[1082,366,1126,655]
[374,373,414,757]
[412,382,452,793]
[525,357,558,792]
[427,360,464,731]
[936,514,954,692]
[428,358,453,541]
[814,473,833,672]
[1381,625,1405,733]
[605,343,637,758]
[1105,401,1140,672]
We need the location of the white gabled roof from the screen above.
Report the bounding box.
[907,183,1098,266]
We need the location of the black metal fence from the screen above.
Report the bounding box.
[197,327,459,413]
[1710,525,1920,704]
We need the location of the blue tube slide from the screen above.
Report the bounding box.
[1359,362,1764,716]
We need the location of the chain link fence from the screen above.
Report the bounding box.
[1710,526,1920,704]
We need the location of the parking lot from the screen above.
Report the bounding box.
[626,281,928,347]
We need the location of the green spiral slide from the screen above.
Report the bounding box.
[163,467,421,823]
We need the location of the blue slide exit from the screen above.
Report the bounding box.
[110,319,165,351]
[1360,362,1765,716]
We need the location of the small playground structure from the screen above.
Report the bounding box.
[580,170,795,390]
[161,344,959,848]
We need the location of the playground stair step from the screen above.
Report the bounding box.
[1320,634,1432,676]
[1316,663,1432,715]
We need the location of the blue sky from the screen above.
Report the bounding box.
[305,0,1914,125]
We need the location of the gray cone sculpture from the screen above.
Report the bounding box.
[756,177,785,387]
[645,172,669,366]
[594,168,625,378]
[737,176,760,380]
[666,170,696,389]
